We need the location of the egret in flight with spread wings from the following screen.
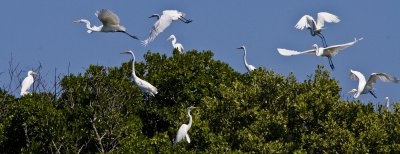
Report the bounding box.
[142,10,192,46]
[174,106,196,147]
[74,9,139,40]
[167,35,184,54]
[120,50,158,96]
[348,69,399,98]
[237,46,256,73]
[295,12,340,47]
[277,38,362,70]
[21,70,37,96]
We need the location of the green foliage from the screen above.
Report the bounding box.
[1,50,400,153]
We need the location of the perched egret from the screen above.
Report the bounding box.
[385,97,390,110]
[167,35,184,54]
[120,50,158,96]
[237,46,256,73]
[295,12,340,47]
[277,38,362,70]
[142,10,192,46]
[348,69,399,98]
[20,70,37,96]
[174,106,196,147]
[73,9,139,40]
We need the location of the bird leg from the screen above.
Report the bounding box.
[179,16,192,23]
[317,33,328,47]
[328,57,335,70]
[308,27,316,36]
[119,31,139,40]
[369,91,377,98]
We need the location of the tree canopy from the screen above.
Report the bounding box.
[1,50,399,153]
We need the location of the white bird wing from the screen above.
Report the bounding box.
[185,134,191,143]
[21,76,34,95]
[316,12,340,29]
[142,14,173,46]
[366,73,400,90]
[350,69,367,93]
[136,78,158,95]
[96,9,120,26]
[323,38,362,56]
[277,48,316,56]
[163,10,184,18]
[175,43,184,53]
[175,124,189,144]
[295,15,315,30]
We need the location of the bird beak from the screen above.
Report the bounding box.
[31,72,38,75]
[237,47,242,49]
[120,51,130,54]
[73,20,81,23]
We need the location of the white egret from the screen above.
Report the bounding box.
[348,69,399,98]
[295,12,340,47]
[120,50,158,96]
[20,70,37,96]
[277,38,362,70]
[167,35,184,54]
[385,97,390,110]
[237,46,256,73]
[73,9,139,40]
[142,10,192,46]
[174,106,196,147]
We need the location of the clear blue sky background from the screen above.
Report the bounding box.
[0,1,399,104]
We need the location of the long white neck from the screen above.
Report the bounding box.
[242,48,249,66]
[81,19,99,32]
[170,37,177,46]
[386,99,390,108]
[313,45,322,56]
[187,109,193,128]
[130,53,137,78]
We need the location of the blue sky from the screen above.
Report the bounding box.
[0,1,399,104]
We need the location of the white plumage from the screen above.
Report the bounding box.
[73,9,139,40]
[121,50,158,96]
[295,12,340,47]
[385,97,390,109]
[21,70,37,96]
[174,106,196,147]
[277,38,362,70]
[237,46,256,73]
[142,10,192,46]
[167,35,184,54]
[348,69,399,98]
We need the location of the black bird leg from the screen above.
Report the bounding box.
[369,91,377,98]
[179,16,192,23]
[119,31,139,40]
[317,33,328,47]
[328,57,335,70]
[308,27,316,36]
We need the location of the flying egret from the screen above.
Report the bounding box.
[277,38,362,70]
[120,50,158,96]
[167,35,184,54]
[295,12,340,47]
[73,9,139,40]
[174,106,196,147]
[142,10,192,46]
[20,70,37,96]
[237,46,256,73]
[348,69,399,98]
